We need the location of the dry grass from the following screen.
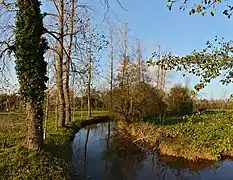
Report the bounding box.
[159,139,213,160]
[0,119,11,129]
[116,121,161,149]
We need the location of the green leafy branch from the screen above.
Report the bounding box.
[167,0,233,17]
[147,37,233,91]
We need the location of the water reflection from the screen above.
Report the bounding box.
[104,123,110,172]
[72,122,233,180]
[83,127,90,174]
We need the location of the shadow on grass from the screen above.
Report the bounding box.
[147,109,223,126]
[1,142,71,178]
[147,116,187,126]
[44,133,72,162]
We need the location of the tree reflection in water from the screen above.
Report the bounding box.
[101,125,146,180]
[83,127,90,175]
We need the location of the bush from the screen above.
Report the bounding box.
[167,85,194,116]
[111,82,167,122]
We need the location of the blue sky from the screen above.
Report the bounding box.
[76,0,233,99]
[39,0,233,99]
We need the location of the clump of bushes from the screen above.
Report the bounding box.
[110,83,195,122]
[111,82,167,122]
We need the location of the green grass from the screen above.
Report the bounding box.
[0,110,108,179]
[148,111,233,160]
[160,111,233,160]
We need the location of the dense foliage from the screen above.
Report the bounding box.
[15,0,48,102]
[167,85,194,116]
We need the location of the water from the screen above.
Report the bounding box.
[72,122,233,180]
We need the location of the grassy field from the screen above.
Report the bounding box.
[0,111,108,179]
[118,111,233,161]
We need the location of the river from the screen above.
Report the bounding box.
[71,122,233,180]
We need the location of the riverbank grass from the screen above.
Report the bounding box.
[118,111,233,161]
[0,111,108,179]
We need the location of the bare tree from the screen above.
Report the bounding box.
[122,22,128,86]
[87,23,92,118]
[109,25,114,115]
[55,0,66,127]
[64,0,75,125]
[45,0,90,126]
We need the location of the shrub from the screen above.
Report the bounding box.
[111,82,167,122]
[167,85,194,116]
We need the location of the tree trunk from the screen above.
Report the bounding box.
[64,0,75,125]
[157,45,161,89]
[26,101,43,150]
[43,91,49,140]
[57,62,65,127]
[64,87,71,125]
[109,25,114,115]
[87,23,92,118]
[64,71,71,125]
[44,78,50,139]
[55,90,58,131]
[57,0,65,127]
[122,22,128,86]
[162,68,166,90]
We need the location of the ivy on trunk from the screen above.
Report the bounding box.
[14,0,48,150]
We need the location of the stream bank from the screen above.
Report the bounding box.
[116,111,233,161]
